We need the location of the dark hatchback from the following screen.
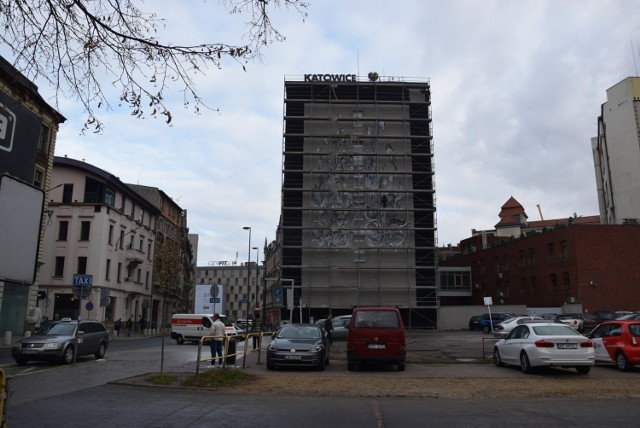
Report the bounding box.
[267,323,330,370]
[12,319,109,365]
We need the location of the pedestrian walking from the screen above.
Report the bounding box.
[138,316,147,335]
[114,318,122,336]
[324,313,334,344]
[126,317,133,337]
[209,313,226,367]
[250,308,263,350]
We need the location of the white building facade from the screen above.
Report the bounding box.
[592,76,640,225]
[40,157,160,330]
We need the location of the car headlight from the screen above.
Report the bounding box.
[268,344,278,351]
[43,342,63,349]
[311,345,324,353]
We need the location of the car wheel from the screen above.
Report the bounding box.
[176,336,184,345]
[325,355,330,366]
[493,347,504,367]
[266,362,275,370]
[95,342,107,359]
[14,357,28,366]
[482,326,490,333]
[616,351,632,372]
[520,352,533,374]
[62,346,75,364]
[317,361,326,371]
[347,361,355,371]
[397,362,406,372]
[576,366,591,374]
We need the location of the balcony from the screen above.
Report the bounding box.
[125,244,145,267]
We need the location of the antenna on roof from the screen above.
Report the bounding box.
[631,39,639,76]
[536,204,544,221]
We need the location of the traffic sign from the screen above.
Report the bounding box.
[73,275,93,286]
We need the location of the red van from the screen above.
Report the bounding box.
[346,306,406,371]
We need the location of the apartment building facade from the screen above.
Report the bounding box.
[40,157,161,329]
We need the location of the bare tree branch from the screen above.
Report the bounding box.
[0,0,308,132]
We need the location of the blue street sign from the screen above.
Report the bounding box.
[73,275,93,286]
[209,297,221,303]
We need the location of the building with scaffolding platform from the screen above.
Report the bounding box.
[274,73,437,328]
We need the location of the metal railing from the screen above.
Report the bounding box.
[194,332,269,381]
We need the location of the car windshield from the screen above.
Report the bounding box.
[40,323,76,336]
[353,311,400,328]
[277,326,319,339]
[532,325,581,336]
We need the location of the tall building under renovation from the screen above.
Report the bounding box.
[279,73,437,327]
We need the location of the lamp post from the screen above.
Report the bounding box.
[243,227,251,321]
[252,246,259,313]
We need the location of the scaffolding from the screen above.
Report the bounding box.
[280,75,438,328]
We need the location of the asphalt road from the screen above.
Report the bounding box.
[2,330,640,427]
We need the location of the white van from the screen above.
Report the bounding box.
[170,314,239,344]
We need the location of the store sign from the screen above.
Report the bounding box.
[304,74,357,82]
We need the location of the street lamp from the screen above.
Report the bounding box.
[243,227,251,322]
[252,246,260,312]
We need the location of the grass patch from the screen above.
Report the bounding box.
[181,368,256,388]
[146,374,179,385]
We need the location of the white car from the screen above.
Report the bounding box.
[492,322,594,374]
[494,316,543,337]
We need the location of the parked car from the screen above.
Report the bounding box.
[316,316,351,341]
[494,316,543,337]
[594,311,618,323]
[563,313,599,332]
[478,312,515,333]
[267,323,330,371]
[539,313,582,331]
[468,315,482,330]
[347,306,406,371]
[12,319,109,365]
[492,322,594,374]
[588,320,640,371]
[556,314,583,331]
[615,313,640,321]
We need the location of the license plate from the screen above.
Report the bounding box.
[22,350,39,354]
[285,355,302,360]
[368,344,386,349]
[557,343,577,349]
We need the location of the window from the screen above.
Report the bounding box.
[530,276,538,296]
[108,225,114,245]
[105,259,111,281]
[502,254,509,272]
[550,273,558,293]
[518,250,525,269]
[62,184,73,203]
[547,243,555,263]
[130,202,135,218]
[560,240,568,261]
[120,195,125,211]
[80,221,91,240]
[520,278,528,295]
[77,256,87,275]
[55,256,65,277]
[33,168,44,189]
[562,271,570,292]
[119,230,124,250]
[37,125,50,153]
[117,262,122,283]
[528,248,536,267]
[145,271,149,289]
[58,221,69,241]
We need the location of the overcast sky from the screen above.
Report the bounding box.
[16,0,640,265]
